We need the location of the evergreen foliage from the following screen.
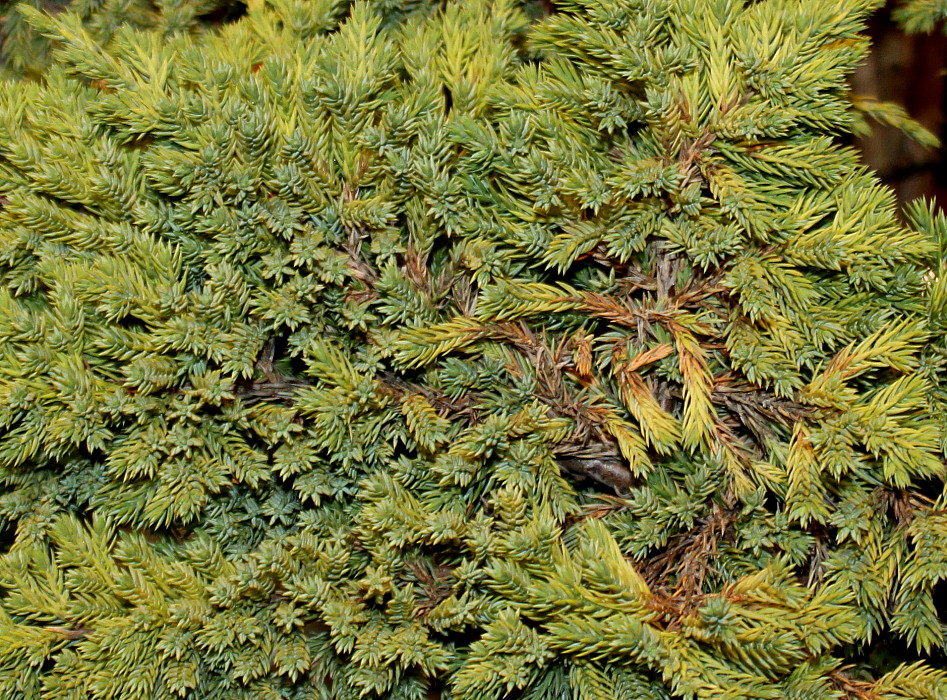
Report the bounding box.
[894,0,947,33]
[0,0,946,698]
[0,0,246,78]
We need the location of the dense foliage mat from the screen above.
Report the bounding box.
[0,0,242,78]
[1,0,947,697]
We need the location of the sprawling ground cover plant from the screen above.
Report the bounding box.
[1,0,946,697]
